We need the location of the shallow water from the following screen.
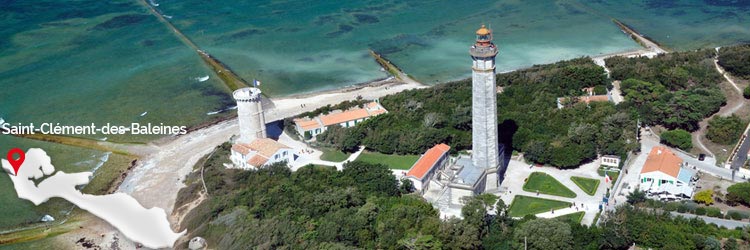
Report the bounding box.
[0,0,748,233]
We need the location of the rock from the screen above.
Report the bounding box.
[188,237,207,250]
[41,214,55,222]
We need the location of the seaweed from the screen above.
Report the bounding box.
[91,14,150,30]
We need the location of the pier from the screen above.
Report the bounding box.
[136,0,249,91]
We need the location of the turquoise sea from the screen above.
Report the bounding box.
[0,0,748,237]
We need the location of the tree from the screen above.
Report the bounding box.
[513,218,573,250]
[627,189,647,205]
[727,182,750,206]
[718,44,750,79]
[660,129,693,150]
[724,237,739,250]
[706,115,745,145]
[745,86,750,99]
[399,178,415,194]
[693,190,714,205]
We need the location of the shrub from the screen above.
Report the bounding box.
[705,207,722,218]
[726,211,744,220]
[660,129,693,150]
[706,115,745,145]
[677,203,689,213]
[664,202,680,212]
[744,86,750,99]
[695,207,707,215]
[693,190,714,205]
[718,44,750,79]
[727,210,749,220]
[727,182,750,206]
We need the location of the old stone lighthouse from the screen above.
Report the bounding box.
[470,24,502,191]
[405,25,506,213]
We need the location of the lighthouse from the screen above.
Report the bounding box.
[470,25,501,191]
[233,87,266,143]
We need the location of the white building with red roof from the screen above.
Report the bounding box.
[405,144,451,193]
[639,146,695,200]
[293,101,387,139]
[230,138,297,170]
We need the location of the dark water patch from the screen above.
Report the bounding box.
[215,28,266,42]
[559,3,585,15]
[343,2,397,13]
[325,24,354,38]
[644,0,680,9]
[335,57,352,63]
[275,27,301,33]
[39,21,75,28]
[141,39,156,47]
[369,33,429,55]
[92,14,150,30]
[314,14,339,25]
[352,13,379,24]
[197,84,234,108]
[298,57,315,62]
[704,0,750,7]
[671,10,687,16]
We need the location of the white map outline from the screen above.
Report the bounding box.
[2,148,185,249]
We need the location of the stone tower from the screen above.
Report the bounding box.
[470,25,501,191]
[233,87,266,144]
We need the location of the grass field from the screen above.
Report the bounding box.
[570,176,601,196]
[320,148,351,162]
[355,151,420,170]
[523,172,577,198]
[597,167,620,182]
[508,195,572,217]
[554,211,585,224]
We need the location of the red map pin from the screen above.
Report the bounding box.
[7,148,25,176]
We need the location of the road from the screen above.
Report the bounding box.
[671,212,750,229]
[731,129,750,171]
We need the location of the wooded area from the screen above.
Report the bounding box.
[178,144,749,249]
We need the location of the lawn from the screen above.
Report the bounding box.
[597,167,620,182]
[570,176,601,196]
[355,151,420,170]
[508,195,572,217]
[320,148,351,162]
[554,211,585,224]
[522,172,577,198]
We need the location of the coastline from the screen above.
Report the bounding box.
[0,44,661,248]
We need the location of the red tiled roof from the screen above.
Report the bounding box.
[232,144,252,155]
[246,138,290,158]
[406,144,450,180]
[294,118,322,131]
[641,146,683,178]
[319,109,370,126]
[247,154,269,168]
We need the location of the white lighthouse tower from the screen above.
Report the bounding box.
[470,25,502,191]
[233,87,266,144]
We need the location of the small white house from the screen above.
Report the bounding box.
[639,146,695,200]
[601,155,621,168]
[230,138,297,170]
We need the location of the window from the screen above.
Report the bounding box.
[275,154,279,160]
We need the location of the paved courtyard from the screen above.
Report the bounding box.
[497,158,611,225]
